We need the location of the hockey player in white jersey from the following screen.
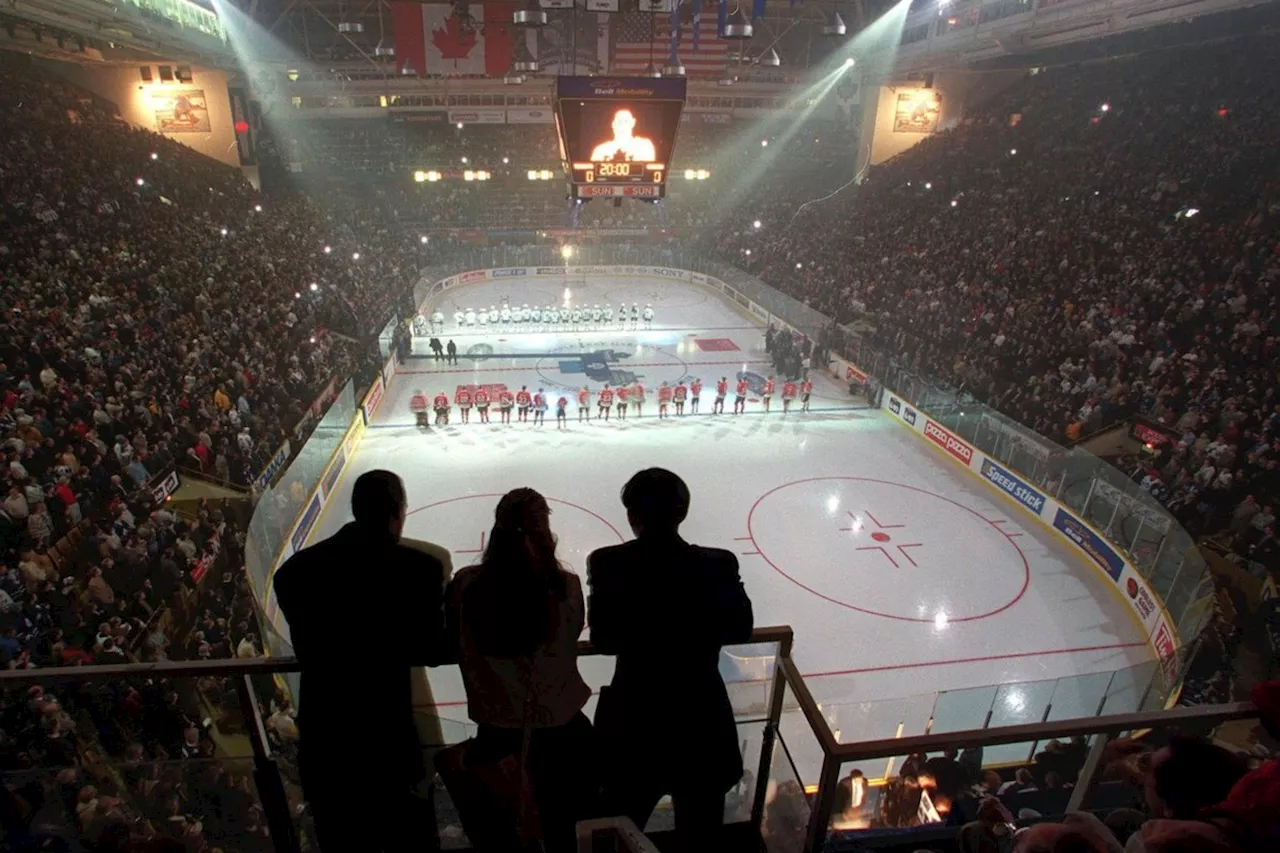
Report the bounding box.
[488,306,499,324]
[603,305,614,324]
[590,305,602,325]
[545,306,559,325]
[465,308,477,326]
[500,304,512,325]
[618,304,628,327]
[454,309,466,327]
[477,308,489,326]
[643,304,655,328]
[570,306,583,324]
[413,313,428,336]
[520,304,532,323]
[531,305,542,324]
[630,303,640,328]
[431,310,445,330]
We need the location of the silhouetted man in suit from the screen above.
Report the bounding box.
[587,468,754,847]
[275,470,447,852]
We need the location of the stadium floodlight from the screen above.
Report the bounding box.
[924,182,932,189]
[950,200,958,207]
[150,152,158,160]
[761,139,769,147]
[421,236,429,244]
[512,0,547,27]
[352,252,360,261]
[825,13,848,37]
[456,122,464,129]
[220,228,228,236]
[502,157,510,164]
[135,177,145,186]
[756,49,781,68]
[294,292,300,299]
[461,157,469,164]
[254,204,262,212]
[844,57,855,68]
[753,220,761,229]
[323,245,332,253]
[796,263,803,269]
[744,249,752,256]
[309,282,318,291]
[721,6,753,39]
[561,245,574,260]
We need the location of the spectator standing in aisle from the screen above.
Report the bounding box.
[446,488,597,852]
[588,468,754,848]
[275,470,448,852]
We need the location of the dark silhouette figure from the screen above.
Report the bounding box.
[429,337,444,361]
[446,339,458,365]
[275,470,447,852]
[587,468,754,848]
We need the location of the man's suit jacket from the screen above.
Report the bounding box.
[275,522,447,792]
[587,533,754,792]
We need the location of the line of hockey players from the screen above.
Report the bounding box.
[408,376,814,430]
[412,302,655,335]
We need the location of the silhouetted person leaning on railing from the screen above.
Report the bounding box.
[275,470,448,852]
[588,468,754,849]
[445,488,598,852]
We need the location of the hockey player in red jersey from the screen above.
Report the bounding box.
[761,376,776,413]
[714,377,728,414]
[433,391,450,426]
[631,382,645,418]
[781,379,798,414]
[673,380,688,416]
[734,377,749,415]
[690,378,702,413]
[410,390,429,428]
[657,381,673,419]
[800,378,813,412]
[516,386,532,422]
[597,384,614,421]
[577,386,591,423]
[556,395,569,429]
[474,387,490,424]
[455,386,473,424]
[615,383,630,420]
[498,389,514,424]
[532,389,547,426]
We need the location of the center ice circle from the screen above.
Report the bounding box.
[405,493,625,574]
[746,477,1029,623]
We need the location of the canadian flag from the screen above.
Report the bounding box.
[390,3,514,76]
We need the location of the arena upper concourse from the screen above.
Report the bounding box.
[0,1,1276,852]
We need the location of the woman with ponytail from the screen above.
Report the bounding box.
[446,488,597,851]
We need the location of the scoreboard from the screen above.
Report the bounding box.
[553,76,687,201]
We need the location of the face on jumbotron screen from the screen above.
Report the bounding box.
[557,99,681,186]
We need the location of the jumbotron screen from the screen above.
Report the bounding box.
[554,76,686,199]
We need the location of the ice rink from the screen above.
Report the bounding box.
[305,275,1155,768]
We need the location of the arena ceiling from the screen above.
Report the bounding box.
[230,0,876,69]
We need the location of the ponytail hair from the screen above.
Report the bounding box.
[464,488,568,658]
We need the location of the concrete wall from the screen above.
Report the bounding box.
[37,58,242,170]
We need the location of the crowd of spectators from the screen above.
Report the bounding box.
[0,54,416,851]
[709,38,1280,576]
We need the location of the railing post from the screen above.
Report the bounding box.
[752,632,794,832]
[236,675,302,853]
[804,753,842,853]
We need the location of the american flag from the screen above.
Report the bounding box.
[611,11,730,78]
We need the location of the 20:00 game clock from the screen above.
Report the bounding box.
[553,76,687,200]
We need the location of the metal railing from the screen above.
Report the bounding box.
[1,626,1260,853]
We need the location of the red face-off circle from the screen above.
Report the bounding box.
[745,477,1030,623]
